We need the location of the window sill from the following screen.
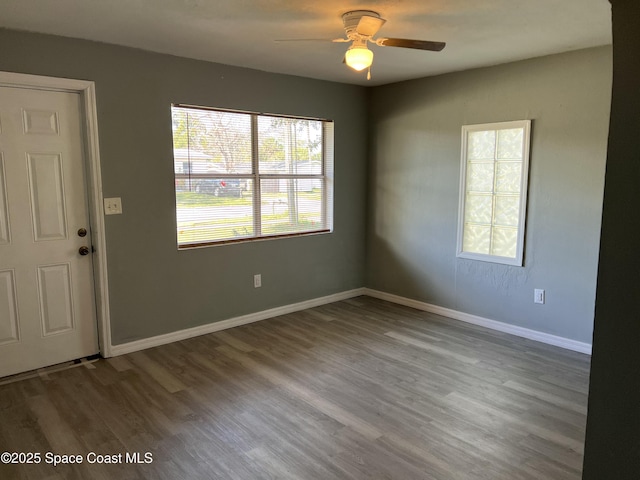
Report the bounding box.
[177,229,332,250]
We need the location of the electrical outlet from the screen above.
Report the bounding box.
[534,289,545,304]
[254,274,262,288]
[104,197,123,215]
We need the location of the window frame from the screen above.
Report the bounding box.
[172,104,334,249]
[456,119,531,266]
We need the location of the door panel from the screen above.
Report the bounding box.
[37,263,75,336]
[0,269,19,345]
[27,152,68,241]
[0,155,10,244]
[0,86,98,377]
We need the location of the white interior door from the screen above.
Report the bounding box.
[0,86,98,378]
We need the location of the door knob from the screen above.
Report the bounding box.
[79,246,90,256]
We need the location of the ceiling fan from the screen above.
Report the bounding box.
[279,10,446,80]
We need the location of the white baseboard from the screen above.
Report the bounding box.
[108,286,591,357]
[108,288,366,357]
[363,288,592,355]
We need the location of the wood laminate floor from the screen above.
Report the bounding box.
[0,297,590,479]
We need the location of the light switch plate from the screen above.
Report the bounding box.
[104,197,123,215]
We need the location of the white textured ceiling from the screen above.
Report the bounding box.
[0,0,612,86]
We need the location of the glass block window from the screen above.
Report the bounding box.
[457,120,531,265]
[172,105,334,248]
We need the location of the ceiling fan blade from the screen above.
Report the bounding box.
[376,38,446,51]
[274,38,347,43]
[356,15,386,37]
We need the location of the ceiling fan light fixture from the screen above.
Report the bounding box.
[345,45,373,71]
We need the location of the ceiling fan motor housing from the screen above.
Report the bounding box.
[342,10,381,40]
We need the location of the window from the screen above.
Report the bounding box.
[457,120,531,265]
[172,105,334,248]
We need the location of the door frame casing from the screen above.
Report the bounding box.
[0,71,112,357]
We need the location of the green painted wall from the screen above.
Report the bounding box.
[583,0,640,476]
[367,47,612,343]
[0,28,368,344]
